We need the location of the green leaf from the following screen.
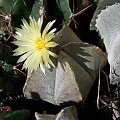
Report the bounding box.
[0,110,30,120]
[92,0,100,3]
[0,77,16,93]
[0,0,15,12]
[0,111,13,119]
[2,62,13,72]
[0,67,26,93]
[44,0,63,28]
[11,0,35,30]
[0,43,17,65]
[44,0,72,28]
[0,43,12,61]
[75,0,90,10]
[31,0,41,19]
[56,0,72,23]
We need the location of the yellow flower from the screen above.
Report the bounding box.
[13,16,58,77]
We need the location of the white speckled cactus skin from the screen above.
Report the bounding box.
[96,3,120,84]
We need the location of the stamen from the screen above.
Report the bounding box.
[35,38,45,49]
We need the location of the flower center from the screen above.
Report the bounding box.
[35,39,45,49]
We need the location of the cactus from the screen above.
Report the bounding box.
[35,106,78,120]
[1,0,117,119]
[23,26,107,105]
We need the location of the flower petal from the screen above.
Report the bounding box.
[13,46,35,56]
[45,42,58,48]
[29,16,41,37]
[22,50,45,75]
[23,51,40,68]
[12,40,33,46]
[41,49,50,68]
[44,32,54,42]
[48,28,56,34]
[22,19,29,29]
[13,16,57,76]
[17,50,35,63]
[48,59,55,67]
[48,50,58,58]
[38,15,43,32]
[40,63,45,74]
[42,20,56,38]
[16,31,22,36]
